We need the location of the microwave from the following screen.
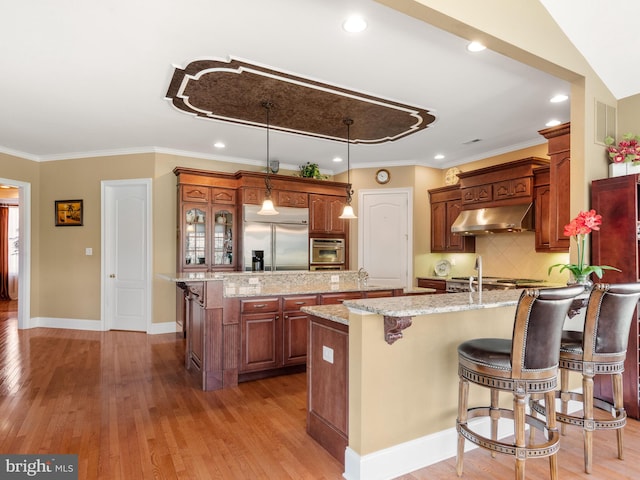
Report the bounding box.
[310,238,345,265]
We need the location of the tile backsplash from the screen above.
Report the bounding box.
[424,232,570,283]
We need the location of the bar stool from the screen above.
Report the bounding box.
[456,285,583,480]
[532,283,640,474]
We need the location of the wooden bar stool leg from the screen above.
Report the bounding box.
[582,373,595,474]
[560,367,569,436]
[490,388,499,458]
[612,372,625,460]
[456,378,469,477]
[514,392,526,480]
[545,390,559,480]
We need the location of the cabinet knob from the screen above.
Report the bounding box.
[109,274,116,278]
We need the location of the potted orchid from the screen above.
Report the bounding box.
[548,209,620,285]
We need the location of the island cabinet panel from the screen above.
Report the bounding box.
[591,174,640,419]
[307,314,349,464]
[283,295,318,366]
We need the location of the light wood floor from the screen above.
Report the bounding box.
[1,299,640,479]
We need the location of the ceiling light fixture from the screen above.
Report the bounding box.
[333,156,343,162]
[213,141,225,148]
[545,119,561,127]
[466,41,486,52]
[434,154,445,160]
[343,15,367,33]
[257,101,279,216]
[339,118,357,220]
[550,94,569,103]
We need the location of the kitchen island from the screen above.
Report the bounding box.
[303,290,582,480]
[163,270,417,391]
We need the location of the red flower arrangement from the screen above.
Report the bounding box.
[548,209,620,281]
[605,133,640,164]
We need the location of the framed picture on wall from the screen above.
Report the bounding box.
[55,199,83,226]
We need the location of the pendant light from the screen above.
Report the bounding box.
[339,118,357,219]
[257,101,279,215]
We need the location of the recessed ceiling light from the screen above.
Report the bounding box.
[434,154,445,160]
[343,15,367,33]
[550,94,569,103]
[213,142,225,148]
[467,41,486,52]
[545,119,561,127]
[333,156,343,162]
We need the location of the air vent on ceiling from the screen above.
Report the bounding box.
[463,138,482,145]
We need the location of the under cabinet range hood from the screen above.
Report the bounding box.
[451,203,534,235]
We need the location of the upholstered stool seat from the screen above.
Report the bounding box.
[456,285,584,480]
[531,283,640,474]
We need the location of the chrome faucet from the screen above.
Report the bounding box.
[358,267,369,287]
[474,255,483,303]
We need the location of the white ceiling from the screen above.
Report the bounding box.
[0,0,625,174]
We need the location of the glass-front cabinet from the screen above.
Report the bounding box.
[213,209,234,267]
[179,186,236,272]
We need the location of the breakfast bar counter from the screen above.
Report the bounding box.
[301,290,581,479]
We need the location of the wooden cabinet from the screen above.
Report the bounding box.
[461,184,492,204]
[175,168,352,271]
[591,174,640,419]
[457,157,549,208]
[309,194,347,235]
[534,166,552,251]
[239,294,321,373]
[307,313,349,463]
[240,297,281,372]
[429,185,475,253]
[417,278,447,294]
[178,186,237,272]
[283,295,317,366]
[537,122,570,251]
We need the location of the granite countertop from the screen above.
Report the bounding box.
[302,289,523,324]
[301,304,350,325]
[343,289,523,318]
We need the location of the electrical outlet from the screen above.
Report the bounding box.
[331,275,339,283]
[322,346,334,364]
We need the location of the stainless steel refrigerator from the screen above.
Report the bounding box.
[242,204,309,271]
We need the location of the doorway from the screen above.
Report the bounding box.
[102,179,152,332]
[0,177,30,330]
[358,188,413,288]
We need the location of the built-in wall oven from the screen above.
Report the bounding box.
[310,238,345,268]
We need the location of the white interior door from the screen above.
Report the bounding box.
[358,188,412,288]
[103,180,151,331]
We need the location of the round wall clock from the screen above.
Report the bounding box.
[375,168,390,184]
[445,167,461,185]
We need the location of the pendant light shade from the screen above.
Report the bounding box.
[257,101,279,215]
[339,118,357,220]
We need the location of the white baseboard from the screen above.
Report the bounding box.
[343,400,583,480]
[27,317,179,335]
[30,317,104,331]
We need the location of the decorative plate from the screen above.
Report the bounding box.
[434,259,452,277]
[445,167,461,185]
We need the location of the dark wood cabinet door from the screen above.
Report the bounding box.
[283,311,309,366]
[446,200,464,250]
[189,299,204,369]
[534,184,551,251]
[240,311,280,372]
[310,194,346,234]
[591,174,640,419]
[430,201,447,252]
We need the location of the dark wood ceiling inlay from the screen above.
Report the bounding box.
[165,58,435,144]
